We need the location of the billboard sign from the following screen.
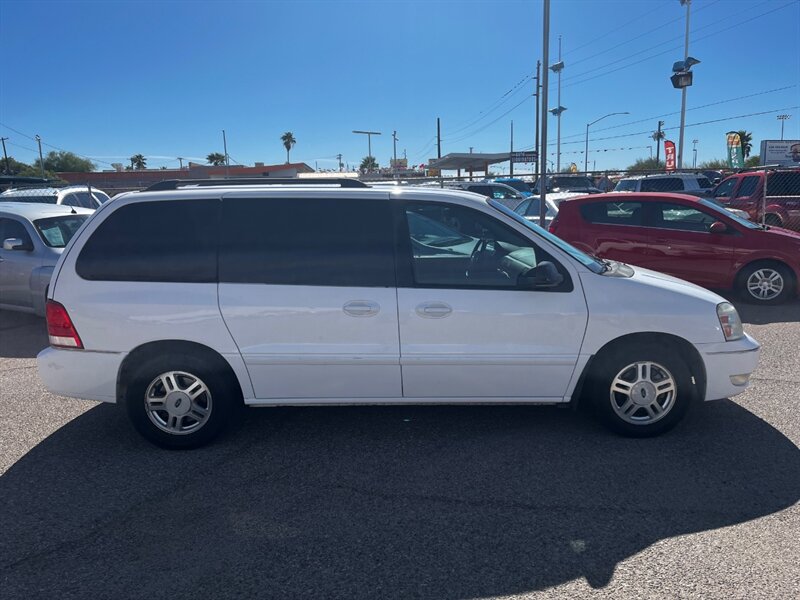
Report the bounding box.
[759,140,800,167]
[664,140,676,171]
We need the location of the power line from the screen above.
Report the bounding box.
[563,3,668,58]
[444,96,532,145]
[0,122,117,168]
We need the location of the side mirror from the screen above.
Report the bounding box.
[709,221,728,234]
[519,261,564,289]
[3,237,32,251]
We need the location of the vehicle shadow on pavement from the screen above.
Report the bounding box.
[735,299,800,325]
[1,400,798,599]
[0,311,47,359]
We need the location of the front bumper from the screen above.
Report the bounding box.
[37,346,125,403]
[695,333,761,401]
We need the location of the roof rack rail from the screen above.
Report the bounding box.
[144,177,368,192]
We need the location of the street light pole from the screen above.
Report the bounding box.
[353,130,381,173]
[692,139,698,168]
[677,0,691,169]
[539,0,550,228]
[222,130,229,178]
[549,36,565,172]
[584,111,629,173]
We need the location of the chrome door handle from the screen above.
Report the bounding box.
[343,300,380,317]
[415,302,453,318]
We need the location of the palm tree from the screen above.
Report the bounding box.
[360,155,378,173]
[736,130,753,158]
[206,152,226,166]
[129,154,146,170]
[280,132,296,164]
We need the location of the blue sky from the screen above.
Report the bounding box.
[1,0,798,172]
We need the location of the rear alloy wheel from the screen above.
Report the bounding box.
[739,262,793,305]
[124,355,237,449]
[590,344,694,437]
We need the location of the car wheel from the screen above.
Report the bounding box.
[589,344,694,437]
[123,354,238,449]
[738,262,794,305]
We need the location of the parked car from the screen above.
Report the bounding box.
[549,192,800,304]
[38,179,759,448]
[0,185,111,209]
[710,169,800,231]
[702,170,725,185]
[533,175,601,195]
[613,173,714,196]
[0,203,93,315]
[513,195,560,228]
[493,177,533,197]
[443,181,525,208]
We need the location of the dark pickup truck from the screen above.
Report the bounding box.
[711,169,800,231]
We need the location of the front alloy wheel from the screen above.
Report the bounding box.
[609,361,676,425]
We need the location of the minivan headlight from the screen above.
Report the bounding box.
[717,302,743,341]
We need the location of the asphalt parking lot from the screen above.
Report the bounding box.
[1,303,798,599]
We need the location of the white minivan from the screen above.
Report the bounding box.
[37,179,760,448]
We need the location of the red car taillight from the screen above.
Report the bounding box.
[548,214,560,234]
[46,300,83,349]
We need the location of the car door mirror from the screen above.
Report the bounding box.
[3,237,33,251]
[709,221,728,234]
[519,261,564,289]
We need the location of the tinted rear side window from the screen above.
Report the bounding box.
[767,172,800,196]
[76,199,218,282]
[640,178,683,192]
[219,197,395,287]
[580,201,644,225]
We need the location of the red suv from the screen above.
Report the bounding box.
[710,169,800,231]
[550,192,800,304]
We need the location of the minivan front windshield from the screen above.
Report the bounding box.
[488,199,605,274]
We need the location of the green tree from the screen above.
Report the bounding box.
[280,131,296,163]
[129,154,147,170]
[698,158,728,170]
[744,155,760,168]
[736,130,753,158]
[206,152,226,166]
[1,156,58,179]
[626,157,665,172]
[33,150,95,173]
[359,155,378,173]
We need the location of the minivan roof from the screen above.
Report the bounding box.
[0,202,95,219]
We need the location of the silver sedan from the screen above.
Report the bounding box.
[0,203,93,315]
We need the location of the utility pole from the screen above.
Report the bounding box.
[692,139,698,168]
[222,130,230,178]
[777,114,791,140]
[0,137,9,174]
[534,60,541,177]
[549,36,566,172]
[510,120,514,177]
[539,0,551,228]
[336,153,343,172]
[655,120,664,163]
[177,157,184,169]
[436,118,441,159]
[35,134,45,179]
[392,130,399,166]
[677,0,691,169]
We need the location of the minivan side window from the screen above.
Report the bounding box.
[76,199,218,282]
[580,201,644,226]
[401,202,568,290]
[640,178,683,192]
[219,197,395,287]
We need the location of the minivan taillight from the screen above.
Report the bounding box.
[46,300,83,349]
[548,214,560,234]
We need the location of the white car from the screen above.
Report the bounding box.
[613,173,714,195]
[37,179,760,448]
[1,185,111,209]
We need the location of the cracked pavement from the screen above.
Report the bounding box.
[0,303,798,599]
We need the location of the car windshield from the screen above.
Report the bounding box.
[698,198,760,229]
[33,214,90,247]
[550,176,594,190]
[489,199,605,274]
[500,180,532,194]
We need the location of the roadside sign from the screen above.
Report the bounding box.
[511,151,538,163]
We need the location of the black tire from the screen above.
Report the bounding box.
[736,261,794,305]
[587,343,695,438]
[123,353,239,449]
